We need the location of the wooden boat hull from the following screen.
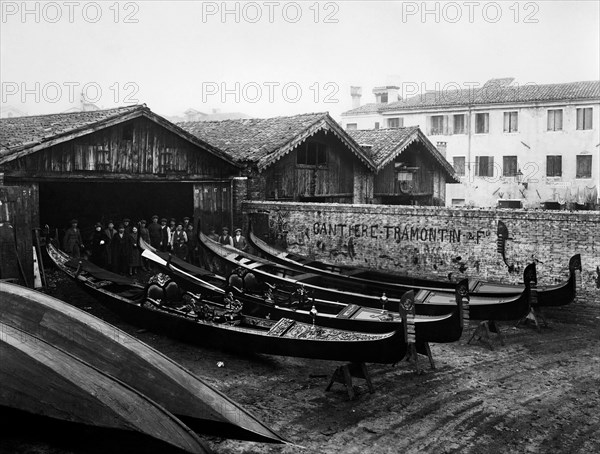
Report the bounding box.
[249,228,580,305]
[0,322,209,454]
[48,245,409,364]
[141,246,463,344]
[9,252,288,445]
[201,232,533,321]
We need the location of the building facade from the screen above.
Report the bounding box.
[341,79,600,208]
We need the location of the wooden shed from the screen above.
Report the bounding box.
[179,113,375,204]
[0,105,241,251]
[348,128,459,205]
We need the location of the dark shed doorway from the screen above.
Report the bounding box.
[40,182,194,239]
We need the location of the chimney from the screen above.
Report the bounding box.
[350,86,362,109]
[373,86,400,104]
[436,141,447,158]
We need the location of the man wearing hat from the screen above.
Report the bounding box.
[63,219,83,258]
[233,228,248,252]
[148,215,162,250]
[218,226,233,247]
[88,222,109,268]
[122,218,132,234]
[138,219,151,270]
[160,218,169,252]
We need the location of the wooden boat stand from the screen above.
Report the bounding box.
[467,320,505,350]
[398,290,435,374]
[325,362,374,400]
[515,283,547,332]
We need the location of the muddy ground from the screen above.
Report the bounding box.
[1,270,599,454]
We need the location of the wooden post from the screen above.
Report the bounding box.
[456,278,470,339]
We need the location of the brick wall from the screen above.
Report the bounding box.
[244,201,600,304]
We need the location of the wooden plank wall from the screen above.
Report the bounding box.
[193,182,232,233]
[263,131,356,201]
[0,182,38,286]
[2,117,236,180]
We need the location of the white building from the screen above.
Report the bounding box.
[341,78,600,208]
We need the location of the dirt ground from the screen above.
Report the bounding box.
[2,270,599,454]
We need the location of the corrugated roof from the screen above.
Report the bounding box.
[343,80,600,116]
[178,112,375,171]
[347,127,459,183]
[0,105,238,166]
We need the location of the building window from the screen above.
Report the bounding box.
[475,156,494,177]
[576,155,592,178]
[475,113,489,133]
[576,108,593,130]
[96,149,110,171]
[376,93,388,103]
[159,149,173,173]
[297,142,326,166]
[374,122,380,130]
[546,155,562,177]
[429,115,446,135]
[346,123,357,130]
[453,114,465,134]
[453,156,465,176]
[387,117,403,128]
[122,123,133,141]
[503,156,518,177]
[503,111,518,133]
[547,109,563,131]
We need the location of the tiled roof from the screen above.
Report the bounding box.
[0,105,238,166]
[347,127,459,183]
[343,80,600,116]
[0,105,143,157]
[178,113,375,171]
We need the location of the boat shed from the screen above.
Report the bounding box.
[347,127,459,205]
[178,113,376,205]
[0,105,242,282]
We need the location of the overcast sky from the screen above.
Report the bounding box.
[1,0,599,120]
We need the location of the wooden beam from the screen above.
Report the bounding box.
[3,172,233,184]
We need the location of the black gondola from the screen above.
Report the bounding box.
[199,232,534,321]
[248,227,581,305]
[48,243,413,364]
[140,245,464,344]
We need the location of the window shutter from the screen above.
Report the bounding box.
[475,156,480,176]
[503,113,509,132]
[444,115,449,135]
[513,113,518,132]
[547,111,553,130]
[585,109,593,129]
[488,156,494,177]
[556,110,563,130]
[577,109,583,129]
[557,157,562,176]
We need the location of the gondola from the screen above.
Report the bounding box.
[250,229,582,305]
[48,244,410,364]
[0,321,209,454]
[200,231,534,321]
[248,228,580,305]
[27,252,288,445]
[140,245,464,344]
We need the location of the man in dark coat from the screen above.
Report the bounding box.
[160,218,169,252]
[88,222,109,268]
[110,224,133,275]
[232,228,248,252]
[63,219,83,257]
[148,215,162,250]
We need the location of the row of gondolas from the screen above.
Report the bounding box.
[1,227,581,453]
